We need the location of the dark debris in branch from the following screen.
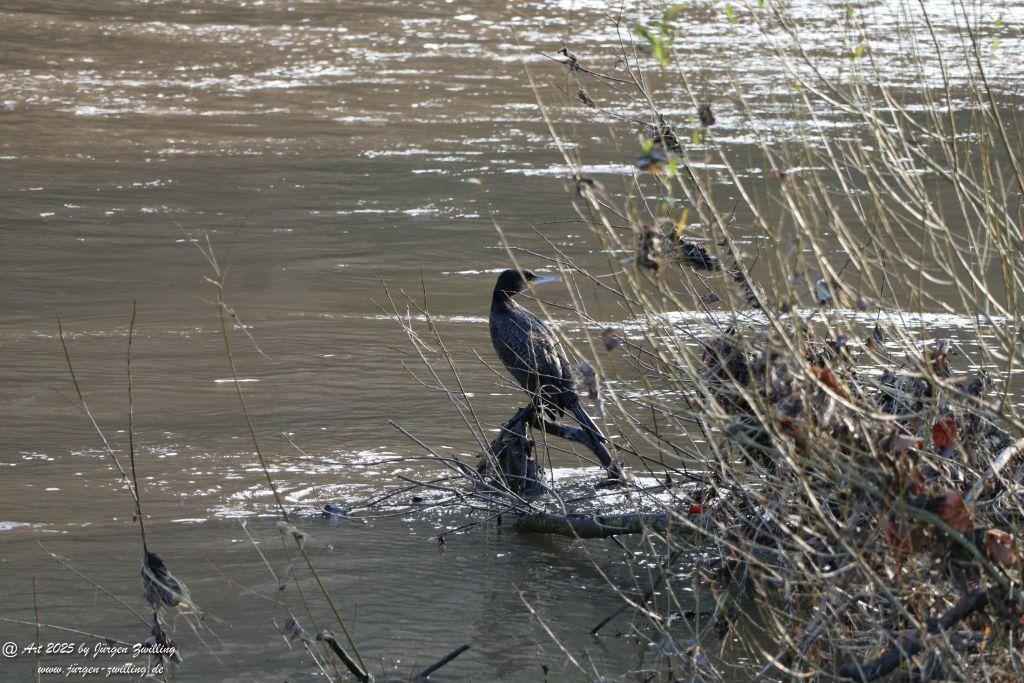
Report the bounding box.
[642,115,683,154]
[698,103,715,127]
[675,240,721,271]
[142,551,189,612]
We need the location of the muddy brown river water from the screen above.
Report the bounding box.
[2,1,1023,680]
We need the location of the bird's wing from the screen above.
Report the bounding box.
[491,310,536,391]
[492,307,575,397]
[516,309,576,394]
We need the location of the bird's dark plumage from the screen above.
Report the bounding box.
[489,269,616,474]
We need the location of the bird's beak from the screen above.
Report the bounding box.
[530,275,560,286]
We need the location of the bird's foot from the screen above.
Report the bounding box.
[594,464,625,488]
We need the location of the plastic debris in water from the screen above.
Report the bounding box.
[557,46,580,71]
[322,504,347,519]
[602,327,621,351]
[142,551,197,615]
[698,103,715,127]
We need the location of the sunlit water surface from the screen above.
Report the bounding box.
[2,0,1023,680]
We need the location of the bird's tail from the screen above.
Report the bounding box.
[567,397,618,473]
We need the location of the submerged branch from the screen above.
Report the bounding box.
[512,510,681,538]
[837,589,994,681]
[414,643,471,680]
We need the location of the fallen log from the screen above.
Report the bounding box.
[512,511,669,538]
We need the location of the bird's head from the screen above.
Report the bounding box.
[492,268,559,307]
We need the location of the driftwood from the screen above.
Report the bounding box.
[484,402,616,495]
[484,404,705,541]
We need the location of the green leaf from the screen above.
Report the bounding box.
[630,20,671,63]
[674,207,690,238]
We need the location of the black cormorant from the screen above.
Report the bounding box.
[489,268,618,476]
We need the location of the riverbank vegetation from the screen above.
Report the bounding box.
[388,2,1024,680]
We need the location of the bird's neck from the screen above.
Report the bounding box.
[491,290,515,314]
